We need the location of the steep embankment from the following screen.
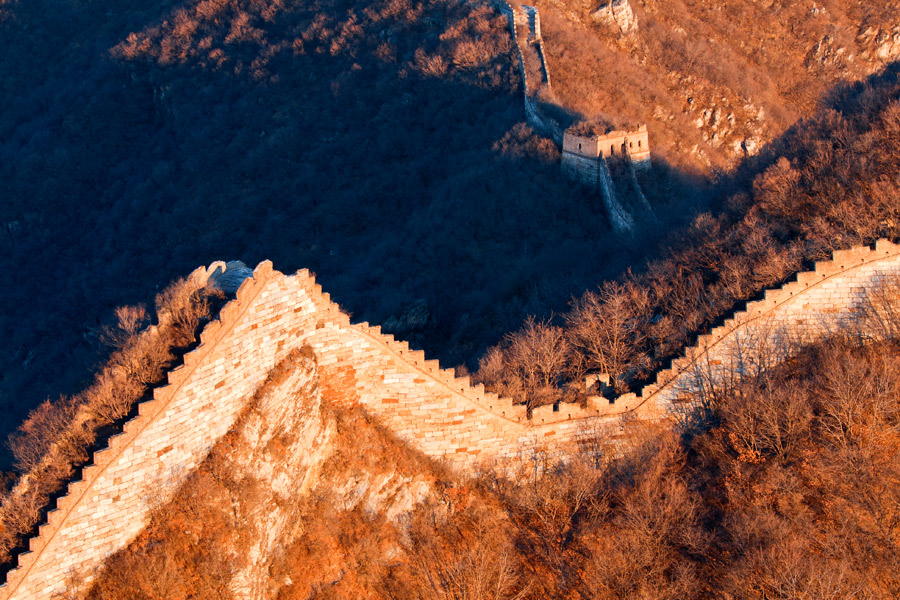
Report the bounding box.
[86,349,452,599]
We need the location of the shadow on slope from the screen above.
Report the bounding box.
[0,0,686,463]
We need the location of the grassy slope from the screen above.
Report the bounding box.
[535,0,900,170]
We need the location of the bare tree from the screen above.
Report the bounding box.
[506,317,569,409]
[856,271,900,343]
[475,317,569,409]
[8,396,78,472]
[100,305,149,350]
[566,281,650,394]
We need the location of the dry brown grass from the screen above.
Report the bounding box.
[535,0,900,169]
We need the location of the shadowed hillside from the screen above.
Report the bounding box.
[2,0,900,477]
[0,0,660,451]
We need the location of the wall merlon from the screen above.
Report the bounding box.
[815,261,840,276]
[199,321,222,345]
[140,397,162,417]
[166,366,189,387]
[876,239,898,253]
[795,271,818,286]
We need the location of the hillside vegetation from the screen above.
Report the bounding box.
[477,63,900,408]
[533,0,900,170]
[2,0,896,457]
[0,0,648,451]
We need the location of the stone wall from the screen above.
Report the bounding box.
[0,263,289,599]
[637,239,900,412]
[497,2,562,144]
[560,127,651,229]
[562,126,650,162]
[561,150,600,187]
[5,240,900,598]
[0,261,623,599]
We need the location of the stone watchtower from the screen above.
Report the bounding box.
[561,124,650,185]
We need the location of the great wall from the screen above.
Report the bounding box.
[4,239,900,598]
[498,2,651,233]
[497,2,562,143]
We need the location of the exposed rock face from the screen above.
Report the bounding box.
[807,34,851,71]
[225,349,335,599]
[858,25,900,63]
[591,0,637,34]
[196,347,437,599]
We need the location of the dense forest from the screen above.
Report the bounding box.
[0,0,675,451]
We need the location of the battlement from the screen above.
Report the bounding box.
[562,125,650,162]
[5,239,900,599]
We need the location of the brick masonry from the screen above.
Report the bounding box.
[4,240,900,599]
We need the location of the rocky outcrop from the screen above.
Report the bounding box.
[857,25,900,64]
[225,349,334,599]
[591,0,637,35]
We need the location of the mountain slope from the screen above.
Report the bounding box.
[534,0,900,170]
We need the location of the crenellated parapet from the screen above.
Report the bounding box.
[633,239,900,412]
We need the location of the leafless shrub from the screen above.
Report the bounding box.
[87,371,145,424]
[414,48,447,78]
[566,281,650,393]
[723,380,813,463]
[451,40,485,69]
[815,343,900,462]
[578,435,706,600]
[8,396,78,472]
[109,330,175,387]
[100,305,149,350]
[856,271,900,343]
[476,317,569,409]
[155,278,221,347]
[405,504,528,600]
